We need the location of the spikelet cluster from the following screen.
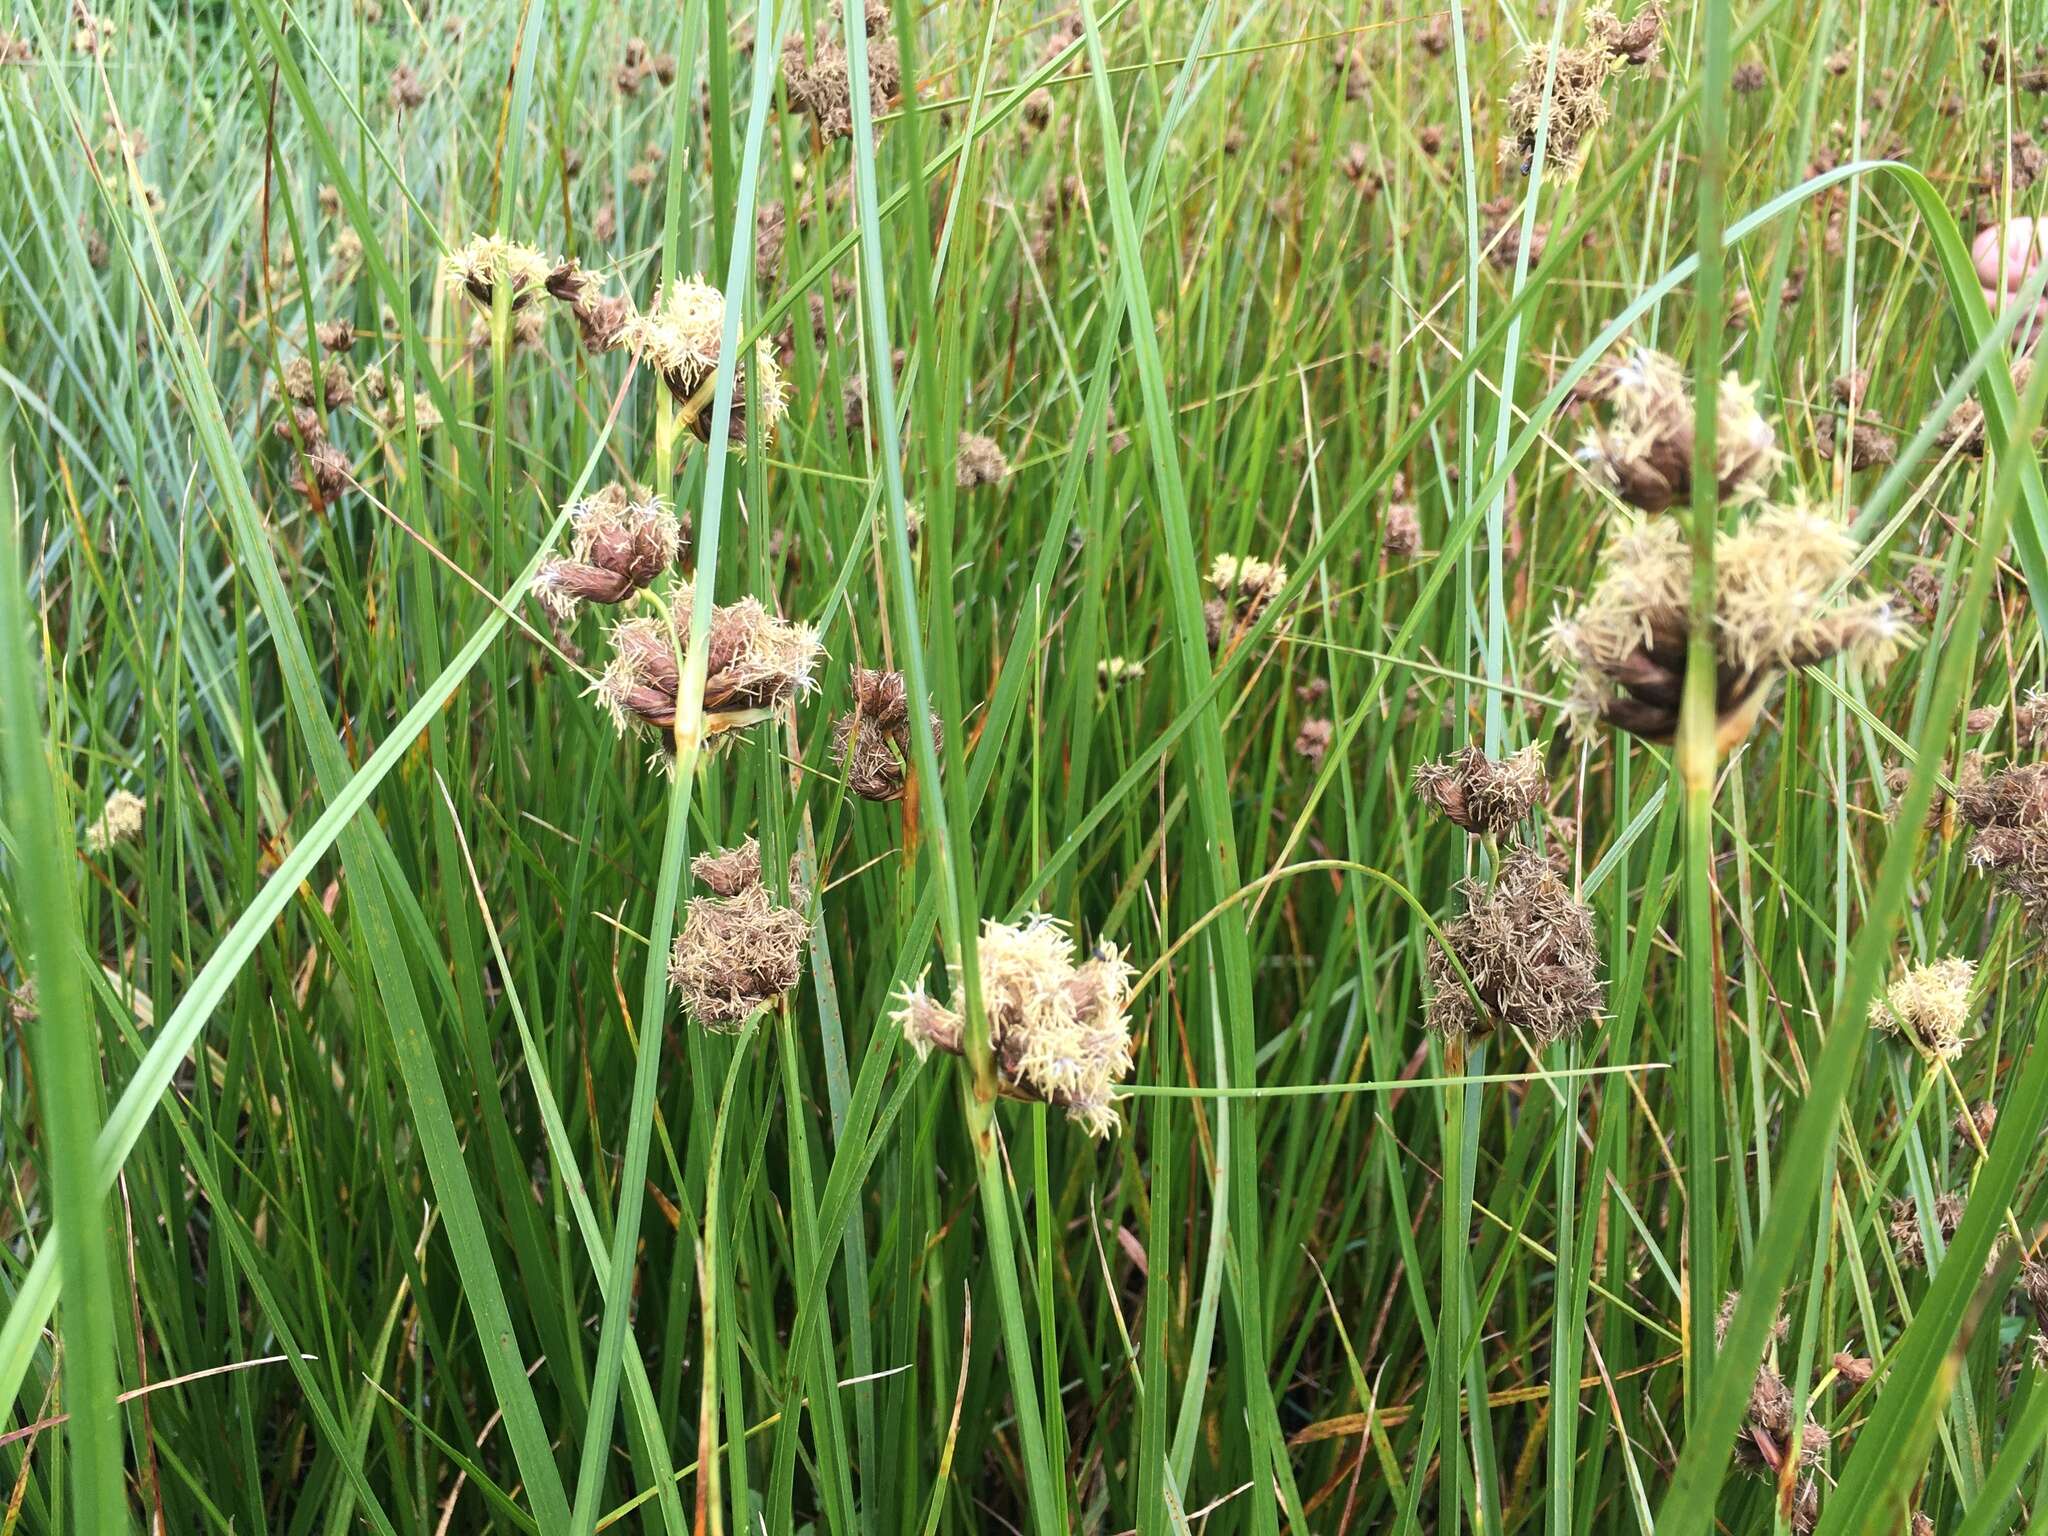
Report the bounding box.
[781,0,899,143]
[1412,745,1547,837]
[442,234,555,312]
[594,583,822,752]
[1872,957,1976,1061]
[1423,848,1603,1047]
[1574,348,1781,513]
[668,839,809,1029]
[620,277,788,446]
[535,484,682,620]
[832,668,939,802]
[1204,553,1289,652]
[1499,7,1661,180]
[893,914,1136,1137]
[1957,760,2048,924]
[1545,501,1912,745]
[85,789,145,853]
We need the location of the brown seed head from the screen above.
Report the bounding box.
[442,234,555,312]
[956,432,1009,489]
[1423,846,1603,1047]
[1574,347,1781,512]
[1412,744,1548,837]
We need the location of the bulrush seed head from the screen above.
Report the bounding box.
[621,276,789,446]
[545,259,631,355]
[1294,717,1333,766]
[831,667,940,802]
[1545,501,1912,746]
[1097,656,1145,689]
[668,840,809,1028]
[1957,760,2048,925]
[442,234,555,312]
[85,788,145,853]
[1575,348,1781,512]
[1412,744,1548,837]
[594,583,822,749]
[1204,553,1289,652]
[1890,1189,1967,1271]
[1423,847,1604,1047]
[1873,956,1976,1061]
[781,0,899,143]
[535,483,682,620]
[1499,6,1658,179]
[955,431,1009,489]
[895,915,1135,1137]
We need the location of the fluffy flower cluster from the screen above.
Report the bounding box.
[536,484,682,620]
[832,668,939,802]
[1423,848,1604,1047]
[85,789,145,853]
[620,277,788,446]
[1204,553,1289,652]
[1500,6,1661,179]
[668,839,810,1029]
[442,234,555,311]
[1574,348,1781,513]
[781,0,899,142]
[893,914,1136,1137]
[1545,501,1912,746]
[1872,956,1977,1061]
[594,583,822,753]
[1958,760,2048,924]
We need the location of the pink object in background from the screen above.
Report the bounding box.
[1974,216,2048,343]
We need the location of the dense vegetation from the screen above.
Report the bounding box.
[5,1,2048,1532]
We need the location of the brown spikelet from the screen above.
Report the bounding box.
[831,668,940,802]
[669,842,810,1028]
[1412,745,1547,837]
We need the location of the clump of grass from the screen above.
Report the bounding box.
[895,914,1135,1137]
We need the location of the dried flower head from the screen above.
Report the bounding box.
[1957,1099,1998,1146]
[1957,760,2048,924]
[315,319,355,354]
[1831,1351,1875,1394]
[389,64,425,111]
[361,368,441,435]
[72,5,115,56]
[1936,358,2036,459]
[1423,847,1604,1047]
[594,585,822,749]
[1500,6,1658,179]
[1413,745,1548,837]
[1294,717,1333,766]
[1022,87,1054,130]
[1575,348,1781,512]
[1873,957,1976,1061]
[535,484,683,620]
[956,432,1009,489]
[290,442,353,505]
[545,260,631,355]
[85,788,145,853]
[1383,498,1422,558]
[669,841,809,1028]
[1204,553,1289,652]
[893,913,1136,1137]
[1890,1189,1967,1271]
[620,277,788,446]
[1816,413,1897,471]
[1545,501,1912,746]
[1,31,34,65]
[1732,1360,1829,1531]
[832,667,940,802]
[278,356,353,411]
[781,0,900,142]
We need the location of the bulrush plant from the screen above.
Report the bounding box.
[1412,744,1547,837]
[534,483,683,620]
[594,582,822,760]
[1573,347,1781,512]
[621,276,789,446]
[832,667,938,802]
[1423,845,1604,1049]
[669,838,809,1029]
[1545,500,1912,749]
[441,233,556,312]
[894,914,1136,1137]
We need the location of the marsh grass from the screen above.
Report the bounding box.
[6,2,2048,1533]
